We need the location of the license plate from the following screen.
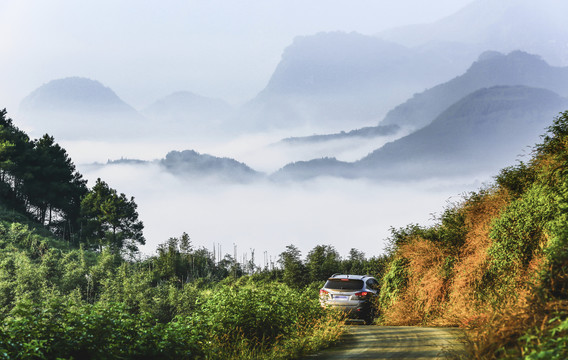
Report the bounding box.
[334,295,348,300]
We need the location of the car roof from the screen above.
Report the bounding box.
[328,274,374,281]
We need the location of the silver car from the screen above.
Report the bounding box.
[319,274,380,324]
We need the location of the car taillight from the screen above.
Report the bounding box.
[354,291,368,297]
[319,289,329,296]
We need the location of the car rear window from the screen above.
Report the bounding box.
[324,279,364,290]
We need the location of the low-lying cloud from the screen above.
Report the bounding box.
[79,158,489,263]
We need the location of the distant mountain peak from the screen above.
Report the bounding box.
[18,77,146,140]
[476,50,505,62]
[471,50,547,69]
[20,77,134,114]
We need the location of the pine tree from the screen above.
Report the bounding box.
[80,178,145,253]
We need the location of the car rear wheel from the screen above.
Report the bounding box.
[363,309,375,325]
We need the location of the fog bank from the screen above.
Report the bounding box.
[79,161,489,262]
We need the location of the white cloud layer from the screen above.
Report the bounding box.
[79,160,489,262]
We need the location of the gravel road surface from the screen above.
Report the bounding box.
[304,325,466,359]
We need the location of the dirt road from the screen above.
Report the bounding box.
[305,325,466,359]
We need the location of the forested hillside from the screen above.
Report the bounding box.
[378,111,568,358]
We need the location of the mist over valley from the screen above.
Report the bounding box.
[6,0,568,262]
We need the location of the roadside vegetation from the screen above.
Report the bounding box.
[377,111,568,358]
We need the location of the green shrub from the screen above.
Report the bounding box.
[516,316,568,359]
[201,282,323,347]
[0,294,205,359]
[495,162,537,199]
[379,257,409,308]
[482,183,557,302]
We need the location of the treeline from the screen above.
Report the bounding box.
[146,235,388,292]
[276,244,387,287]
[0,109,144,254]
[377,111,568,358]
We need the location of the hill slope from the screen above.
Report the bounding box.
[376,109,568,358]
[239,32,464,131]
[358,86,568,178]
[379,51,568,131]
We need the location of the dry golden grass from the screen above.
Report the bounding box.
[381,189,523,328]
[463,300,568,359]
[380,183,563,359]
[445,189,509,325]
[381,293,423,326]
[381,237,448,325]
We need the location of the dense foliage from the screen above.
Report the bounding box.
[0,109,144,253]
[0,208,353,359]
[377,111,568,358]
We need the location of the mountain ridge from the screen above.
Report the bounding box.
[284,50,568,146]
[379,51,568,131]
[273,86,568,181]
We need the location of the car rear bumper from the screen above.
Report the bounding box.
[321,302,370,318]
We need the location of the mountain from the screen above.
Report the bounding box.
[274,51,568,147]
[379,0,568,67]
[19,77,145,140]
[239,31,465,132]
[379,51,568,131]
[271,157,352,182]
[88,150,262,183]
[142,91,234,137]
[273,86,568,181]
[280,124,399,144]
[245,0,568,133]
[160,150,262,182]
[20,77,135,114]
[358,86,568,178]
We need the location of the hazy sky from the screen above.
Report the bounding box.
[2,0,485,262]
[1,0,474,113]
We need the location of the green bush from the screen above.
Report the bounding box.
[516,316,568,359]
[495,162,537,199]
[0,294,205,359]
[482,183,557,302]
[201,282,323,347]
[378,257,409,308]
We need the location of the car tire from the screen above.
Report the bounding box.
[363,313,374,325]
